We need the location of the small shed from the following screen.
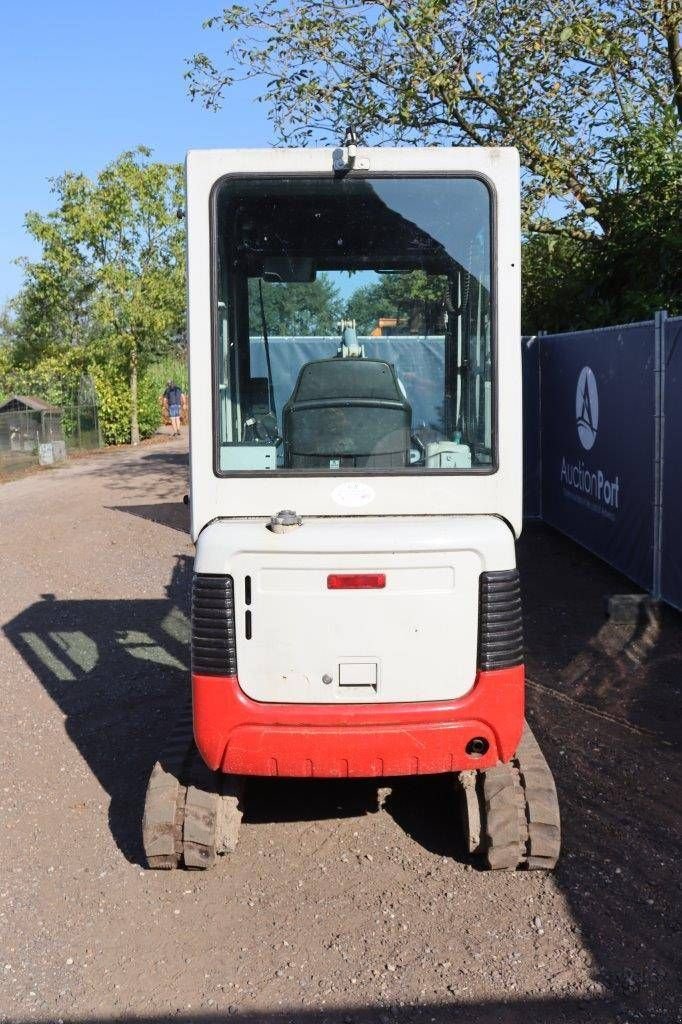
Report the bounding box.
[0,395,64,452]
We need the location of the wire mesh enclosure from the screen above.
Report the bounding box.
[0,374,103,475]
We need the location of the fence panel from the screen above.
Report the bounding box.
[0,399,103,476]
[661,316,682,610]
[522,335,541,519]
[250,336,446,431]
[539,323,656,591]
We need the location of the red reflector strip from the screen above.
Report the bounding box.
[327,573,386,590]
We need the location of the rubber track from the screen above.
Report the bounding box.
[480,763,528,870]
[514,722,561,869]
[183,742,220,869]
[142,701,244,870]
[142,702,194,869]
[480,721,561,870]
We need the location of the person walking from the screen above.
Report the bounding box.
[163,380,184,437]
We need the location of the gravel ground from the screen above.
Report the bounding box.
[0,434,680,1024]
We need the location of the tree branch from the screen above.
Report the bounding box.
[661,0,682,122]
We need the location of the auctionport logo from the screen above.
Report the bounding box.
[576,366,598,450]
[560,364,619,518]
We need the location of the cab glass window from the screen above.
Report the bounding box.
[213,176,493,473]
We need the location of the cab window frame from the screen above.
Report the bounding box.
[209,171,499,479]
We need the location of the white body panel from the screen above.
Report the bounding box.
[195,515,516,704]
[185,146,523,538]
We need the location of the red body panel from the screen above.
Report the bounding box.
[192,667,524,777]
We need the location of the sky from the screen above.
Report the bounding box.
[0,1,273,307]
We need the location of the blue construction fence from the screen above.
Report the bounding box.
[523,313,682,611]
[250,335,446,432]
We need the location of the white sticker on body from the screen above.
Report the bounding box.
[331,482,376,508]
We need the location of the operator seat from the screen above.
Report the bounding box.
[282,358,412,469]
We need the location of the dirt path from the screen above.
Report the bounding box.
[0,440,680,1024]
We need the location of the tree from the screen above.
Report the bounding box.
[187,1,680,231]
[248,274,342,334]
[522,113,682,330]
[187,1,681,326]
[7,261,96,367]
[17,148,185,443]
[346,272,448,334]
[344,283,387,336]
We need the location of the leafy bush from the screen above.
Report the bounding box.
[91,366,162,445]
[0,348,86,407]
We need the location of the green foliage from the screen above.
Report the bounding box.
[0,343,18,403]
[345,272,448,334]
[343,284,385,336]
[187,1,680,232]
[146,354,189,397]
[188,1,682,329]
[523,112,682,331]
[522,234,596,334]
[593,115,682,322]
[8,261,96,367]
[248,275,342,334]
[0,343,163,445]
[0,346,88,407]
[13,147,186,443]
[3,149,186,446]
[92,365,162,445]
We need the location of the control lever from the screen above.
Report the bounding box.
[409,434,426,466]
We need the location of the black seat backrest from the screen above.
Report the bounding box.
[282,358,412,469]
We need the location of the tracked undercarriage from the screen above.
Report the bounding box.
[459,722,561,870]
[142,703,244,870]
[142,714,560,872]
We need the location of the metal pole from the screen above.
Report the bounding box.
[652,309,668,601]
[537,330,546,521]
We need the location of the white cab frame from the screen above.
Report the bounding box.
[186,146,522,539]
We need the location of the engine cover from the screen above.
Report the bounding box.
[194,515,516,704]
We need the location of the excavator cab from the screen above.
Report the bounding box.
[142,143,561,872]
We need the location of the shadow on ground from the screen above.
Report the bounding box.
[107,501,189,533]
[93,445,189,502]
[519,521,682,746]
[3,554,194,863]
[246,773,464,862]
[6,998,656,1024]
